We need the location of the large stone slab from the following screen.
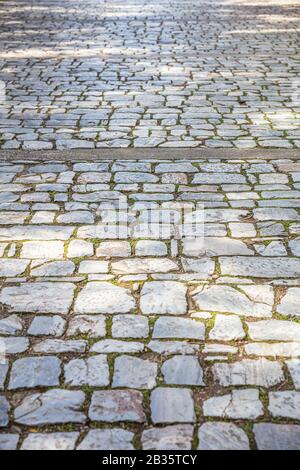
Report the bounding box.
[21,432,79,450]
[220,257,300,278]
[75,282,135,314]
[183,237,253,256]
[151,388,195,423]
[254,424,300,450]
[153,316,205,339]
[203,389,263,419]
[247,320,300,341]
[8,356,61,389]
[268,391,300,419]
[198,422,250,450]
[161,356,204,386]
[277,288,300,317]
[89,390,145,422]
[140,281,187,315]
[112,355,157,389]
[77,429,134,450]
[212,359,284,387]
[112,258,178,274]
[142,425,194,450]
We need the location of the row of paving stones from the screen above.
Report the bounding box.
[1,0,300,148]
[1,157,300,450]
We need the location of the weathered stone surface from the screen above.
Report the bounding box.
[209,314,245,340]
[112,355,157,389]
[112,258,178,274]
[112,315,149,338]
[151,388,195,423]
[0,434,19,450]
[89,390,146,422]
[161,356,204,386]
[77,429,134,450]
[21,432,79,450]
[286,360,300,389]
[0,226,74,241]
[0,396,9,427]
[203,389,263,419]
[140,281,187,315]
[247,320,300,341]
[67,239,94,258]
[220,257,300,278]
[0,259,29,277]
[254,423,300,450]
[0,336,29,354]
[14,389,86,425]
[67,315,106,338]
[268,391,300,419]
[153,316,205,339]
[142,425,194,450]
[64,355,109,386]
[96,241,131,257]
[245,342,300,357]
[91,339,144,353]
[31,261,75,276]
[277,288,300,317]
[75,282,135,314]
[21,241,64,259]
[212,359,284,387]
[135,240,167,256]
[9,356,61,389]
[181,257,215,275]
[28,315,66,336]
[198,422,250,450]
[33,339,87,353]
[0,314,23,335]
[148,341,199,355]
[183,237,253,256]
[0,283,75,315]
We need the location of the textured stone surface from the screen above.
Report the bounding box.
[140,281,187,315]
[161,356,204,386]
[254,424,300,450]
[75,282,135,314]
[142,425,194,450]
[64,355,109,386]
[21,432,79,450]
[198,422,250,450]
[209,314,245,340]
[151,388,195,423]
[77,429,134,450]
[212,359,284,387]
[9,356,61,389]
[89,390,146,422]
[153,317,205,339]
[112,355,157,389]
[203,389,263,419]
[268,391,300,419]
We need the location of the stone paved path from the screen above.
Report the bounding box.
[1,0,300,149]
[1,156,300,449]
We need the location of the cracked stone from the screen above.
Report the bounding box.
[67,315,106,338]
[0,396,10,427]
[203,389,263,419]
[277,288,300,317]
[0,434,19,450]
[112,258,178,274]
[286,360,300,389]
[0,315,23,335]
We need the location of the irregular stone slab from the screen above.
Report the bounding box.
[91,339,144,353]
[21,241,65,259]
[0,283,75,315]
[286,360,300,389]
[277,288,300,317]
[97,241,131,258]
[153,317,205,340]
[112,355,157,389]
[203,389,263,419]
[28,315,66,336]
[33,339,87,354]
[212,359,284,387]
[14,389,86,425]
[253,208,300,221]
[67,315,106,338]
[0,314,23,335]
[0,434,19,450]
[198,422,250,450]
[148,341,199,355]
[0,360,9,390]
[67,239,94,258]
[112,258,178,274]
[269,391,300,419]
[75,282,135,314]
[31,261,75,277]
[220,256,300,278]
[247,320,300,341]
[112,315,149,338]
[183,237,253,256]
[254,424,300,450]
[0,226,74,241]
[21,432,79,450]
[0,259,29,277]
[192,173,245,184]
[135,240,167,256]
[140,281,187,315]
[8,356,61,389]
[89,390,145,423]
[0,396,9,427]
[142,425,194,450]
[161,356,204,386]
[64,356,109,387]
[181,257,215,275]
[193,285,273,317]
[254,241,287,257]
[203,209,249,223]
[151,388,195,424]
[245,342,300,357]
[77,429,134,450]
[209,314,245,340]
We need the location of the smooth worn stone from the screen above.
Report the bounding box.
[21,241,64,259]
[21,432,79,450]
[209,314,245,340]
[8,356,61,389]
[183,237,253,256]
[0,336,29,354]
[220,256,300,278]
[78,260,109,274]
[89,390,146,423]
[67,239,94,258]
[0,315,23,335]
[245,342,300,357]
[286,360,300,389]
[14,389,86,425]
[33,339,86,353]
[114,172,158,183]
[30,260,75,277]
[148,341,199,355]
[0,282,75,315]
[247,320,300,341]
[153,316,205,340]
[277,288,300,317]
[192,173,245,184]
[112,355,157,389]
[28,315,66,336]
[0,226,74,241]
[161,356,204,386]
[112,258,178,274]
[112,314,149,338]
[254,424,300,450]
[155,163,197,173]
[0,434,19,450]
[253,208,300,221]
[135,240,167,256]
[64,355,109,387]
[77,429,134,450]
[193,284,273,317]
[0,361,8,390]
[289,238,300,256]
[203,389,263,419]
[0,212,28,224]
[140,281,187,315]
[269,391,300,419]
[75,282,135,314]
[142,425,194,450]
[0,259,29,277]
[67,315,106,338]
[181,257,215,275]
[96,241,131,258]
[151,388,195,424]
[212,359,284,387]
[0,396,10,427]
[91,339,144,353]
[198,422,250,450]
[57,211,94,224]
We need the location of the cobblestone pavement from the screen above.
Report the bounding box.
[1,156,300,449]
[1,0,300,149]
